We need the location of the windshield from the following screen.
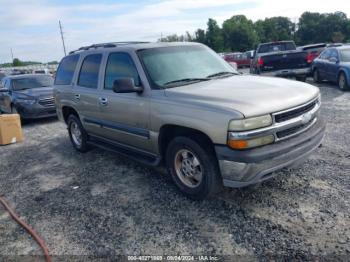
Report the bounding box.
[12,75,54,91]
[138,45,238,89]
[340,49,350,62]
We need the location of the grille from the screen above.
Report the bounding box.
[274,100,317,123]
[39,97,55,107]
[276,119,315,139]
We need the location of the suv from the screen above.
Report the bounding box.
[54,42,325,199]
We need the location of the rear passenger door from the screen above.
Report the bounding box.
[73,53,104,135]
[95,52,152,152]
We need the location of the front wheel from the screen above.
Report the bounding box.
[165,137,222,200]
[67,115,90,152]
[338,72,349,91]
[313,69,321,83]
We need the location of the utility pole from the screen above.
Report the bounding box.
[10,48,14,62]
[59,20,67,56]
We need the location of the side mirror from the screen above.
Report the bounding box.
[329,57,339,63]
[112,78,143,93]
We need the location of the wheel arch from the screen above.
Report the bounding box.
[337,69,350,83]
[61,106,80,124]
[158,124,216,159]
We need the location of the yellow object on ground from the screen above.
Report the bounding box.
[0,114,24,145]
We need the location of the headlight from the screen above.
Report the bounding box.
[228,135,275,150]
[228,114,272,131]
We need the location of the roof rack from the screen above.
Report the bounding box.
[69,41,150,54]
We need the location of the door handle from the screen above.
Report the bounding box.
[74,94,81,101]
[99,97,108,106]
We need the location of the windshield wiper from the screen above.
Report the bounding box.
[207,71,237,78]
[163,78,210,87]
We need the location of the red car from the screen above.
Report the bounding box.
[224,52,251,68]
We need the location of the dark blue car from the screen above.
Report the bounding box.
[312,46,350,91]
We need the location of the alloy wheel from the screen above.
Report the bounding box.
[174,149,203,188]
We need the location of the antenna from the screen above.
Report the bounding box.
[59,20,67,56]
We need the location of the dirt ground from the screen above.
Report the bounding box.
[0,79,349,260]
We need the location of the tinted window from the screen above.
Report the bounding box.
[258,42,296,53]
[104,53,140,90]
[12,76,54,91]
[78,54,102,89]
[55,55,79,85]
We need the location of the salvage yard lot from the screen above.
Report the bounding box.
[0,80,349,258]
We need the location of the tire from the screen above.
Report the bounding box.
[313,69,321,83]
[296,76,307,82]
[338,72,349,91]
[165,136,222,200]
[67,114,90,153]
[11,105,18,114]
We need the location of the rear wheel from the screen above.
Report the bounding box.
[338,72,349,91]
[313,69,321,83]
[67,115,90,152]
[165,136,222,200]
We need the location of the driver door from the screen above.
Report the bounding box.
[95,52,152,152]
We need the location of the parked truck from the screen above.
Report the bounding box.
[250,41,312,82]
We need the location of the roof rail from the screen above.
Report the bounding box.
[69,42,150,55]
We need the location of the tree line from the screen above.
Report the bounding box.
[159,11,350,52]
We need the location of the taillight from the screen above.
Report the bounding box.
[306,53,313,64]
[257,57,264,67]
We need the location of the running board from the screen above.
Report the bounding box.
[87,135,161,167]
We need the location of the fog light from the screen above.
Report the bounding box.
[228,135,274,149]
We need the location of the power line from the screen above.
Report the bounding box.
[59,20,67,56]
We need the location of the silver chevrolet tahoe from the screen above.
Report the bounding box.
[54,42,325,199]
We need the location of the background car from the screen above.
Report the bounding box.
[0,74,56,119]
[312,46,350,90]
[224,52,250,68]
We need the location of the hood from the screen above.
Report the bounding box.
[14,87,54,98]
[164,75,319,118]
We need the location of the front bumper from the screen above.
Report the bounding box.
[260,67,311,78]
[15,103,57,119]
[215,118,325,188]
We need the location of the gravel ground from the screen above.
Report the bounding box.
[0,79,349,260]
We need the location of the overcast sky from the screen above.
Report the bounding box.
[0,0,349,63]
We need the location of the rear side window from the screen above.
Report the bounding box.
[78,54,102,89]
[104,52,140,90]
[55,55,79,85]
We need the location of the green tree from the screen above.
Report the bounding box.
[194,29,206,44]
[255,17,295,43]
[296,11,349,45]
[222,15,258,51]
[205,18,224,52]
[12,58,22,67]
